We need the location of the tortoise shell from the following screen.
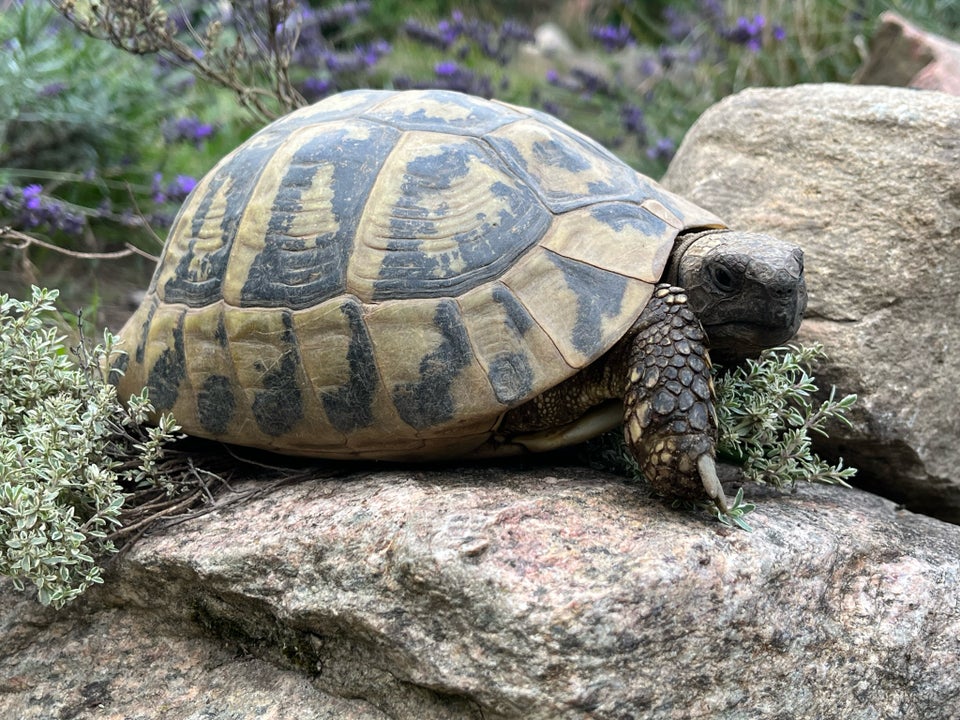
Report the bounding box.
[115,89,724,459]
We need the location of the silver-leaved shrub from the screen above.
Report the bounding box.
[599,342,857,529]
[0,287,179,608]
[709,343,857,529]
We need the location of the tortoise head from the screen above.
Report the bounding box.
[667,229,807,358]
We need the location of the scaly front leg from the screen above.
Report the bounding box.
[623,284,728,512]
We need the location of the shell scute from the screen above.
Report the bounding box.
[362,297,499,437]
[362,89,525,136]
[347,132,552,302]
[226,121,400,309]
[457,282,566,406]
[500,246,656,369]
[180,305,237,435]
[248,312,305,437]
[158,135,282,306]
[254,89,389,140]
[312,298,379,434]
[540,203,675,284]
[214,308,309,440]
[141,304,187,413]
[484,118,643,213]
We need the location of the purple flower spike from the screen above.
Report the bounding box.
[166,117,215,147]
[435,60,459,77]
[22,184,43,211]
[151,173,166,203]
[647,137,676,163]
[171,175,197,197]
[2,183,85,237]
[724,14,772,51]
[591,24,632,52]
[303,76,334,100]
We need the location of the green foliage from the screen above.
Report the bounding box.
[592,342,856,527]
[711,487,756,531]
[0,1,164,171]
[0,287,180,608]
[0,1,168,244]
[714,343,858,490]
[694,343,858,530]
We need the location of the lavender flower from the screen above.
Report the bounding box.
[39,82,68,98]
[699,0,725,22]
[591,24,632,52]
[663,8,693,42]
[540,100,565,119]
[570,67,612,96]
[167,175,198,202]
[435,60,459,77]
[314,1,372,29]
[500,20,534,43]
[151,173,166,204]
[436,19,461,45]
[393,64,494,98]
[722,15,783,52]
[259,1,384,82]
[302,76,334,100]
[323,42,389,74]
[152,173,198,204]
[404,19,454,51]
[1,184,85,237]
[545,69,582,93]
[22,185,43,211]
[647,137,676,163]
[658,45,679,70]
[405,14,532,65]
[620,104,646,139]
[165,117,215,146]
[639,56,660,77]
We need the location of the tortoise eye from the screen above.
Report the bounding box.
[709,264,737,293]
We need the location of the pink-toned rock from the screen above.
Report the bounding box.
[3,467,960,719]
[0,579,387,719]
[854,11,960,95]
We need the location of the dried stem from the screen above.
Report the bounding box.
[49,0,305,121]
[1,226,159,261]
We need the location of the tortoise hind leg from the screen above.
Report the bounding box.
[624,284,728,512]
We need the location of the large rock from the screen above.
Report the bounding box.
[662,83,960,523]
[0,584,386,719]
[854,12,960,95]
[3,468,960,719]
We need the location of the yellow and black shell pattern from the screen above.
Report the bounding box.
[115,89,724,459]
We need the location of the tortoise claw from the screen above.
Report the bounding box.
[697,454,729,514]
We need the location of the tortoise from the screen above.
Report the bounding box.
[113,88,806,512]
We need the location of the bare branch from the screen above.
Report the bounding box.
[1,226,159,261]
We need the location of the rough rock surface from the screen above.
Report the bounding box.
[0,585,387,720]
[854,12,960,95]
[3,467,960,719]
[662,83,960,523]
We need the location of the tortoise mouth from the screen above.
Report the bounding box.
[704,319,803,357]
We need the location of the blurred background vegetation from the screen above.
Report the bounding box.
[1,0,957,328]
